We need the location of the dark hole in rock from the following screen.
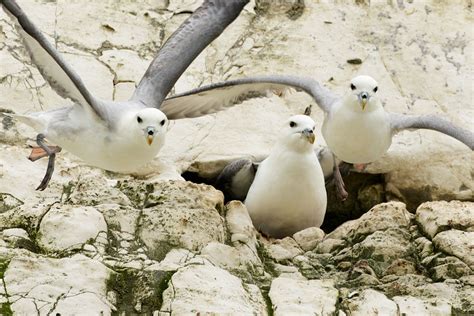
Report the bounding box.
[182,168,386,233]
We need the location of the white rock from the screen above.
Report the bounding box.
[38,205,108,252]
[345,289,398,316]
[201,241,261,273]
[4,254,112,315]
[226,201,259,249]
[416,201,474,238]
[138,181,225,259]
[266,237,303,262]
[160,264,267,315]
[393,295,451,315]
[432,230,474,269]
[145,248,194,272]
[293,227,325,251]
[269,277,338,316]
[2,228,29,240]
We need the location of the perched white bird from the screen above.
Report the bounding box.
[219,115,327,238]
[162,75,474,199]
[1,0,249,190]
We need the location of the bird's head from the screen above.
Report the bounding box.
[280,115,317,152]
[345,75,380,112]
[133,108,168,146]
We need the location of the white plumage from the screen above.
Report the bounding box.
[245,115,327,238]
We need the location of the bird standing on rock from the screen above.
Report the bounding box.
[219,115,327,238]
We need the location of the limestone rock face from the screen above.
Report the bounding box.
[4,254,112,315]
[160,263,267,315]
[0,0,473,315]
[269,277,338,316]
[37,205,108,252]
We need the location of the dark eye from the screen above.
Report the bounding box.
[160,119,166,126]
[289,121,296,128]
[350,83,356,90]
[137,116,143,123]
[373,86,378,93]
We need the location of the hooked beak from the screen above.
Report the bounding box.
[358,92,370,110]
[301,129,315,144]
[145,126,155,146]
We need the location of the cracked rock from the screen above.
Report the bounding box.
[269,277,338,315]
[4,253,112,315]
[160,263,267,315]
[37,204,108,253]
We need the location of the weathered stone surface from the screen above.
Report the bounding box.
[4,254,112,315]
[269,277,338,315]
[265,237,304,262]
[343,289,398,316]
[293,226,325,251]
[416,200,474,238]
[37,205,108,252]
[160,264,267,315]
[432,230,474,269]
[137,181,226,260]
[327,202,412,242]
[393,295,452,315]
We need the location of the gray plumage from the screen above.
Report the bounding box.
[160,75,337,119]
[215,158,258,201]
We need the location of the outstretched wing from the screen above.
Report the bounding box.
[132,0,249,109]
[390,113,474,149]
[2,0,106,120]
[160,75,338,120]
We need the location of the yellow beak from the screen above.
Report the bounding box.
[147,135,154,146]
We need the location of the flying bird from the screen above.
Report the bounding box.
[217,115,327,238]
[2,0,249,190]
[162,75,474,199]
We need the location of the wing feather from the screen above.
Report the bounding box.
[2,0,105,120]
[160,75,338,120]
[132,0,249,109]
[390,113,474,149]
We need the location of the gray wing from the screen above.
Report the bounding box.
[2,0,106,120]
[215,158,258,202]
[389,113,474,149]
[160,75,338,120]
[132,0,249,109]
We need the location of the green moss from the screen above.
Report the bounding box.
[0,193,23,214]
[260,287,274,316]
[256,242,277,278]
[0,302,13,316]
[115,181,165,209]
[0,260,12,316]
[106,269,174,315]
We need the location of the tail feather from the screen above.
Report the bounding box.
[4,113,45,132]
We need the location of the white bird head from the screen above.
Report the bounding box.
[345,75,380,112]
[132,108,168,146]
[280,115,316,152]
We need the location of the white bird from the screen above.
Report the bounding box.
[161,75,474,199]
[1,0,249,190]
[218,115,327,238]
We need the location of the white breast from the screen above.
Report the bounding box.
[245,149,327,238]
[44,108,164,172]
[322,103,392,163]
